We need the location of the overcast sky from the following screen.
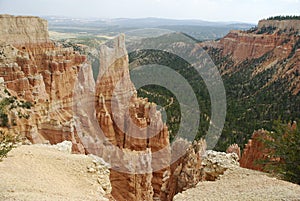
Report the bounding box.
[0,0,299,23]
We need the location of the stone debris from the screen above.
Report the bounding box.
[202,150,239,181]
[52,141,73,153]
[86,155,112,194]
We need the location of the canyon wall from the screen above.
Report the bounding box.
[0,14,50,45]
[218,30,294,63]
[201,19,300,174]
[204,19,300,95]
[0,15,92,153]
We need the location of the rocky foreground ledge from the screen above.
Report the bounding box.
[0,143,113,201]
[1,144,300,201]
[174,167,300,201]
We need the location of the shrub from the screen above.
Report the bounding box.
[0,131,18,160]
[0,113,8,127]
[4,89,11,96]
[257,26,277,34]
[20,101,32,109]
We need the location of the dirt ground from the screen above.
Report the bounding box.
[174,166,300,201]
[2,145,300,201]
[0,145,109,201]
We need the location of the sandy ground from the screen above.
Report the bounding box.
[2,145,300,201]
[174,166,300,201]
[0,145,109,201]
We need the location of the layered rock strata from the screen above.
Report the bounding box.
[0,14,50,45]
[202,19,300,95]
[93,35,208,201]
[0,15,91,153]
[218,30,295,63]
[94,34,171,201]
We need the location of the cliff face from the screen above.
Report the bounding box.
[94,34,171,201]
[218,30,294,63]
[206,22,300,96]
[0,15,92,153]
[83,33,207,201]
[0,15,50,45]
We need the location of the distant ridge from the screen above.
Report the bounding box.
[43,16,255,28]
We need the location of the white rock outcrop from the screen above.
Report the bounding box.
[202,150,239,181]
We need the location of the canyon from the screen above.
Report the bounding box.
[1,14,300,201]
[0,15,210,201]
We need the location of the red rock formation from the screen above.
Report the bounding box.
[202,19,300,95]
[241,123,298,172]
[240,129,270,171]
[226,143,241,159]
[218,30,294,63]
[166,138,206,201]
[0,15,92,154]
[95,34,171,201]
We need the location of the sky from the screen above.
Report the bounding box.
[0,0,299,23]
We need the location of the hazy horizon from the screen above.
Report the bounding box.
[0,0,299,24]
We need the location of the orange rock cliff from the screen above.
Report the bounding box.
[202,19,300,95]
[0,14,89,153]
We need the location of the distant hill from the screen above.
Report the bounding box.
[45,16,254,28]
[45,16,254,41]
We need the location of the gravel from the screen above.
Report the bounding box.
[174,167,300,201]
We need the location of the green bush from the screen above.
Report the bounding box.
[260,121,300,184]
[21,101,32,109]
[0,131,17,160]
[4,89,11,96]
[0,113,8,127]
[257,26,277,34]
[0,97,12,127]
